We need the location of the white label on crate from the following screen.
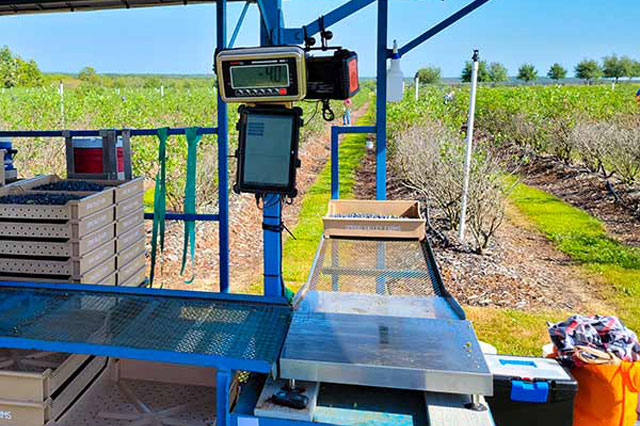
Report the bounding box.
[345,225,402,231]
[238,417,259,426]
[0,411,12,420]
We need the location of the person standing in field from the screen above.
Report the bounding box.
[636,88,640,106]
[343,98,353,126]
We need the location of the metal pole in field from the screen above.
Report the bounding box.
[415,74,419,100]
[458,49,479,242]
[58,81,64,127]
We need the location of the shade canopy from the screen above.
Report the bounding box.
[0,0,247,16]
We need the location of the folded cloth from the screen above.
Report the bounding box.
[548,315,640,366]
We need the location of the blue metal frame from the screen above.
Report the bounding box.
[0,0,495,423]
[260,0,285,299]
[0,127,218,138]
[144,212,219,221]
[330,125,376,200]
[229,0,250,48]
[217,0,231,294]
[282,0,376,45]
[396,0,491,58]
[0,280,289,305]
[0,336,274,372]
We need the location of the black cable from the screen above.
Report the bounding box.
[322,99,335,121]
[305,100,321,123]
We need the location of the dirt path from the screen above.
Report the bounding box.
[354,149,613,314]
[153,102,370,292]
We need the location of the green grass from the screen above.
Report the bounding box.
[472,182,640,355]
[467,307,567,356]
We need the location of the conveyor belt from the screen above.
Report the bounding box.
[0,282,292,373]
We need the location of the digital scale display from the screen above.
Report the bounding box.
[216,46,306,102]
[230,64,290,89]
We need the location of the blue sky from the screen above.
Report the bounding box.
[0,0,638,77]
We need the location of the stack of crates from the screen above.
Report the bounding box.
[0,175,146,287]
[0,350,107,426]
[110,177,146,287]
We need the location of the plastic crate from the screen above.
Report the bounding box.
[0,351,106,426]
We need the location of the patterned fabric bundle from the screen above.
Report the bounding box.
[548,315,640,366]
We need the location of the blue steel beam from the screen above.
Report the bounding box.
[376,0,388,201]
[229,1,250,48]
[256,0,274,43]
[143,212,219,222]
[0,336,274,372]
[217,0,231,294]
[0,280,290,306]
[0,127,218,138]
[397,0,491,58]
[330,125,376,199]
[282,0,376,45]
[217,370,232,426]
[260,0,284,299]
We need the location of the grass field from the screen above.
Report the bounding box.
[469,182,640,355]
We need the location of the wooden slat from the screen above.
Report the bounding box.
[425,393,495,426]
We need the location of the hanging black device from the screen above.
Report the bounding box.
[305,49,360,100]
[234,105,303,198]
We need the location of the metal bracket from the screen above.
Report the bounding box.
[229,1,251,48]
[397,0,491,58]
[282,0,376,45]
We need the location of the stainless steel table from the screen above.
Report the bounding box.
[280,238,492,396]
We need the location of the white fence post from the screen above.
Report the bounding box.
[458,49,480,242]
[58,82,65,127]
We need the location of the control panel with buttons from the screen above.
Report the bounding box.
[216,46,307,103]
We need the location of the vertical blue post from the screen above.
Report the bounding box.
[216,369,231,426]
[375,0,388,201]
[375,0,388,293]
[331,127,339,200]
[261,0,285,298]
[217,0,230,293]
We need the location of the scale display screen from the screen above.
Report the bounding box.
[230,64,290,89]
[216,46,306,102]
[243,113,292,186]
[235,105,303,197]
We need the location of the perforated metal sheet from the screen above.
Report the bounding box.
[0,286,292,372]
[57,374,216,426]
[307,238,444,297]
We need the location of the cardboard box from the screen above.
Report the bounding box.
[323,200,426,240]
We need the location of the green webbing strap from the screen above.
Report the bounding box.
[149,127,169,288]
[180,127,201,283]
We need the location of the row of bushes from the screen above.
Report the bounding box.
[393,121,513,254]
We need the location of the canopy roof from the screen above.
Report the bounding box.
[0,0,245,15]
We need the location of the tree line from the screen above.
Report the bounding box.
[0,46,214,90]
[415,54,640,84]
[0,46,44,88]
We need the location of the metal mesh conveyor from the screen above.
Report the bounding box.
[301,238,464,319]
[0,283,292,373]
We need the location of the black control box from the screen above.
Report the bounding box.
[306,49,360,100]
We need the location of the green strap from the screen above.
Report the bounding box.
[180,127,201,283]
[149,127,169,288]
